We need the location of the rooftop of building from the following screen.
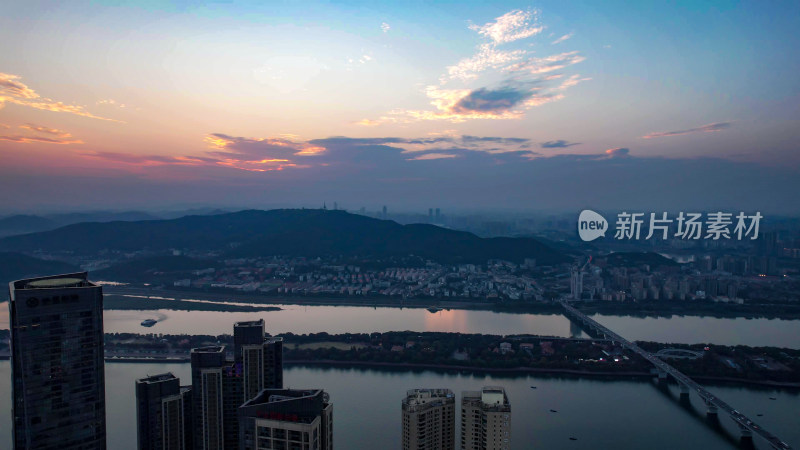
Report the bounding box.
[462,386,511,411]
[136,372,178,384]
[234,319,265,327]
[403,388,455,411]
[191,345,225,354]
[11,272,95,292]
[242,388,328,408]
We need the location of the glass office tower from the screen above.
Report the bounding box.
[9,272,106,449]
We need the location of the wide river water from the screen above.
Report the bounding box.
[1,303,799,448]
[3,301,799,348]
[0,362,798,449]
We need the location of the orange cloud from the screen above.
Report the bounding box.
[19,123,72,137]
[0,72,123,122]
[0,73,38,98]
[0,122,83,144]
[0,135,83,145]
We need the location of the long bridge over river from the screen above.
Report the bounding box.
[560,300,792,450]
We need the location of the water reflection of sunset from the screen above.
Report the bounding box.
[423,309,469,332]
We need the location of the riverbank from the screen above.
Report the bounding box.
[98,356,800,389]
[102,285,800,320]
[103,294,282,312]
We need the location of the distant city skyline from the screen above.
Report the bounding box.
[1,1,799,212]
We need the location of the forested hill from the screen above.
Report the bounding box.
[0,209,569,265]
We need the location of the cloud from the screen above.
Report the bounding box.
[0,122,82,144]
[504,51,585,75]
[0,72,123,122]
[445,44,526,81]
[408,153,460,161]
[97,99,127,108]
[0,73,38,98]
[74,133,543,174]
[551,33,574,45]
[450,86,534,114]
[381,22,390,33]
[359,8,587,125]
[19,123,71,137]
[604,147,630,158]
[541,140,580,148]
[642,122,731,139]
[0,135,83,145]
[468,9,543,44]
[80,151,217,166]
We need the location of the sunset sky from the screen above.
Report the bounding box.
[1,1,799,213]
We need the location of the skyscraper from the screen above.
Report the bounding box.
[235,320,265,400]
[461,387,511,450]
[136,372,193,450]
[570,268,584,300]
[264,337,283,390]
[234,319,283,400]
[191,346,227,450]
[238,389,333,450]
[191,320,284,449]
[402,389,455,450]
[9,272,106,449]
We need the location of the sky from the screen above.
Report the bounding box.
[1,0,799,214]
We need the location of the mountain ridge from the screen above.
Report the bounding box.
[0,209,568,265]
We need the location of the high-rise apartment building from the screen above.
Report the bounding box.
[234,319,283,399]
[238,389,333,450]
[570,268,584,300]
[461,387,511,450]
[135,372,193,450]
[190,320,284,449]
[9,272,107,449]
[402,389,455,450]
[191,346,227,450]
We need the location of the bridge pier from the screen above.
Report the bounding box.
[679,383,690,400]
[704,399,718,417]
[738,423,754,445]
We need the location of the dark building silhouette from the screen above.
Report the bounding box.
[238,389,333,450]
[191,346,227,450]
[135,373,192,450]
[9,272,106,449]
[235,319,283,400]
[190,320,284,449]
[222,362,245,449]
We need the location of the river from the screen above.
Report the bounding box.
[2,301,800,347]
[0,361,798,449]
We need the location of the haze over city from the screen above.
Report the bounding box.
[1,1,799,213]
